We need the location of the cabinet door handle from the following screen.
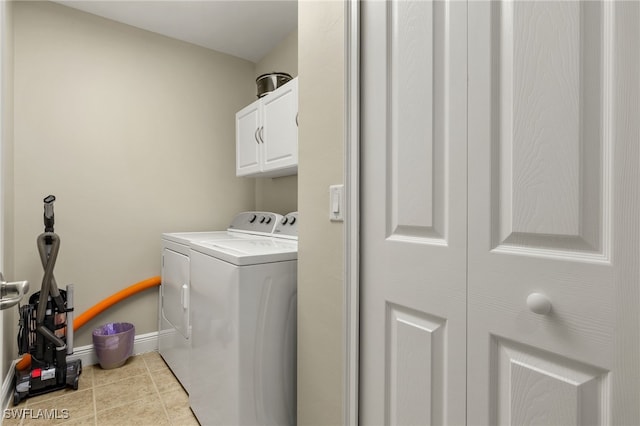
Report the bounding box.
[296,112,299,127]
[254,127,260,144]
[259,126,265,144]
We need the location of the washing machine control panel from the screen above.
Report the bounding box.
[273,212,298,239]
[228,212,282,235]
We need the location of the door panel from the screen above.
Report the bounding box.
[468,1,640,424]
[492,0,606,258]
[387,306,445,425]
[262,78,297,171]
[388,0,446,241]
[236,101,261,176]
[493,337,607,425]
[360,0,467,424]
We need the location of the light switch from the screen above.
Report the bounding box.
[329,185,344,221]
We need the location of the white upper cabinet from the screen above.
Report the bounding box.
[236,77,298,178]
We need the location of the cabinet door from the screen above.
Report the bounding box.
[236,100,261,176]
[360,1,468,424]
[468,1,640,423]
[261,78,298,176]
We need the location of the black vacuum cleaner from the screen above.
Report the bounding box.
[13,195,82,405]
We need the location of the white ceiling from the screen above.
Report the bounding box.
[53,0,298,63]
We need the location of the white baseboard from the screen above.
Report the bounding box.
[1,359,18,419]
[67,331,159,367]
[1,331,158,414]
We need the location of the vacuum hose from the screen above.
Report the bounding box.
[36,232,65,323]
[35,196,67,361]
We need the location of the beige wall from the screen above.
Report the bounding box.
[297,2,345,424]
[254,29,298,216]
[255,29,298,80]
[1,0,16,377]
[12,1,256,347]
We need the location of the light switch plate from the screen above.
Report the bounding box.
[329,184,344,222]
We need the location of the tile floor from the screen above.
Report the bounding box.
[5,352,199,425]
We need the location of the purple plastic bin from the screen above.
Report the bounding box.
[92,322,135,369]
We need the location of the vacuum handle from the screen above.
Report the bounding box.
[43,195,56,233]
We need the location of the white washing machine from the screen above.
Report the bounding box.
[159,212,282,391]
[189,212,298,426]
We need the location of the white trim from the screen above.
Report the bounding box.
[67,331,159,367]
[0,359,17,416]
[344,0,360,425]
[0,0,7,275]
[1,331,158,412]
[0,0,9,389]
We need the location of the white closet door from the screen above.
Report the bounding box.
[360,1,467,424]
[468,1,640,424]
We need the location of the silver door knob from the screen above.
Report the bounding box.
[527,293,552,315]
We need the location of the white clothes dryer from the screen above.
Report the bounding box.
[159,212,282,391]
[188,212,298,426]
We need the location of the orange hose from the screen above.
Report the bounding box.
[73,276,160,331]
[16,353,31,371]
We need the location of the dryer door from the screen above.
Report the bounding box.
[162,248,190,338]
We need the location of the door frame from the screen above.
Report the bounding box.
[343,0,359,424]
[0,0,10,381]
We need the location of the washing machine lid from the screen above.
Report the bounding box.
[162,230,259,245]
[162,211,283,244]
[191,238,298,266]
